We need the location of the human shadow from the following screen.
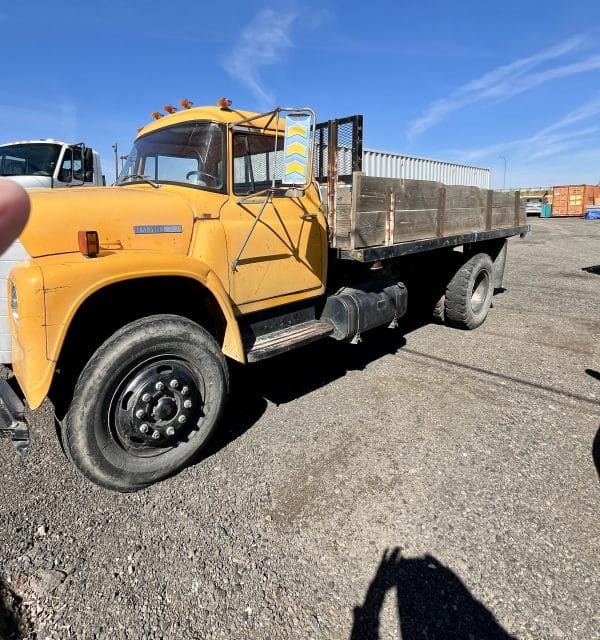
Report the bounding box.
[586,370,600,483]
[585,368,600,383]
[0,575,23,640]
[351,549,517,640]
[581,265,600,275]
[593,427,600,484]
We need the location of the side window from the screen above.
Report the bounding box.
[233,133,283,195]
[59,147,83,182]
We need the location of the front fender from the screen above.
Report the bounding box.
[15,251,243,409]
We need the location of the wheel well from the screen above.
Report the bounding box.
[50,276,227,418]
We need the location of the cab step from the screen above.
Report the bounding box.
[245,320,334,362]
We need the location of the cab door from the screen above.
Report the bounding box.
[221,130,326,310]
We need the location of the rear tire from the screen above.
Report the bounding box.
[61,314,228,491]
[444,253,494,329]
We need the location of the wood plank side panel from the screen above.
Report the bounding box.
[330,174,525,251]
[394,179,441,243]
[491,191,517,228]
[333,184,353,249]
[353,175,393,247]
[443,187,487,234]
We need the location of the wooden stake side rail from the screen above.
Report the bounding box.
[320,173,526,262]
[337,225,530,263]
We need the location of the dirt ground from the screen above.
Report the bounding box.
[1,216,598,639]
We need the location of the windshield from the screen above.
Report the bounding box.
[118,122,224,190]
[0,143,61,177]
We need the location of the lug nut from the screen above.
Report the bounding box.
[155,381,165,391]
[151,431,161,440]
[170,379,179,389]
[183,399,192,409]
[135,409,145,419]
[139,423,149,434]
[181,386,189,396]
[178,415,187,424]
[166,426,175,436]
[142,393,151,402]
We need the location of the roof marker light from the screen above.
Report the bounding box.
[151,112,163,120]
[217,97,232,109]
[179,99,193,109]
[164,105,178,114]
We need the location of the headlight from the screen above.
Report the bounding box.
[10,281,18,330]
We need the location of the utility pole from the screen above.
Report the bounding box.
[112,143,118,184]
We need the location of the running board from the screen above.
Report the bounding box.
[245,320,334,363]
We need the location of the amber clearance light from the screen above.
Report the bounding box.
[78,230,100,257]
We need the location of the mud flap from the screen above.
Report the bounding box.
[0,379,29,454]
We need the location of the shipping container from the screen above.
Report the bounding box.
[313,117,490,189]
[551,185,600,217]
[362,149,490,188]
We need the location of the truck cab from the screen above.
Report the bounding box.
[0,102,526,491]
[0,140,103,190]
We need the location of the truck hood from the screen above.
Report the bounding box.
[21,186,197,258]
[3,174,53,190]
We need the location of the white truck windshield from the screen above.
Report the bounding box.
[0,143,61,177]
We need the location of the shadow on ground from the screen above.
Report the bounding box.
[0,575,23,640]
[205,320,411,457]
[581,265,600,275]
[586,370,600,483]
[351,549,517,640]
[207,321,600,465]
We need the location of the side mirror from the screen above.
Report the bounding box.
[83,147,94,182]
[282,111,314,189]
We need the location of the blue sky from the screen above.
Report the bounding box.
[2,1,599,188]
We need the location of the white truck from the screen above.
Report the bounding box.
[0,139,104,363]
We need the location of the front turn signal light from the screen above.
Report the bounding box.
[78,230,100,257]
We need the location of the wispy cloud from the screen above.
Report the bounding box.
[408,36,600,138]
[443,95,600,187]
[463,95,600,161]
[223,9,297,109]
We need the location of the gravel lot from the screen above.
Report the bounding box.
[1,217,598,640]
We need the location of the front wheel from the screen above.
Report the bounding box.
[62,315,228,491]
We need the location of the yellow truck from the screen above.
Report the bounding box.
[0,100,527,491]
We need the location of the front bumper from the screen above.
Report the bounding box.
[0,379,29,453]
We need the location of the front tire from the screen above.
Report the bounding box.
[62,315,228,491]
[444,253,494,329]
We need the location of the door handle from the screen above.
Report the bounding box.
[300,213,318,221]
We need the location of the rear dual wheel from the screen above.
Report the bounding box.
[61,315,228,492]
[444,253,495,329]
